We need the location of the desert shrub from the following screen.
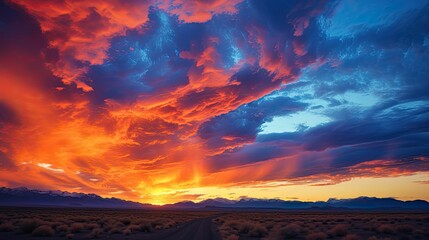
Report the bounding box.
[148,218,163,228]
[48,221,62,228]
[123,228,131,235]
[280,223,302,237]
[396,224,413,233]
[108,227,122,234]
[266,223,303,240]
[70,223,85,233]
[111,221,124,228]
[88,228,103,238]
[121,218,131,225]
[139,222,154,232]
[0,222,14,232]
[225,220,241,230]
[377,224,394,234]
[226,235,239,240]
[32,225,55,237]
[331,224,348,236]
[213,218,223,224]
[98,218,111,226]
[87,223,100,230]
[163,219,176,228]
[306,232,327,240]
[368,236,392,240]
[264,221,275,229]
[127,224,140,232]
[343,234,359,240]
[56,224,69,233]
[219,223,238,238]
[19,218,43,233]
[247,223,268,237]
[238,221,254,234]
[71,217,90,223]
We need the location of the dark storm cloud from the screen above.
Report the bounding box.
[204,1,429,181]
[87,10,193,103]
[0,0,76,98]
[299,4,429,103]
[198,95,307,150]
[84,0,333,105]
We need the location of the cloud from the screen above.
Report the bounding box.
[158,0,244,23]
[198,95,307,153]
[37,163,65,173]
[10,0,153,91]
[200,2,429,185]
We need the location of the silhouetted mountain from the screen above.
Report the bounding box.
[162,198,236,209]
[0,187,147,208]
[1,187,429,210]
[326,197,429,209]
[163,196,429,210]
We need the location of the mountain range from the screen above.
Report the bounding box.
[1,187,428,210]
[0,187,148,208]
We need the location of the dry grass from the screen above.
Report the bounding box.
[377,224,395,234]
[88,228,103,238]
[0,207,216,238]
[281,222,303,237]
[213,212,429,240]
[306,232,327,240]
[0,222,14,232]
[1,208,428,239]
[56,224,69,233]
[396,224,413,233]
[32,225,54,237]
[19,218,44,233]
[217,219,268,239]
[70,222,86,233]
[343,233,360,240]
[330,223,348,236]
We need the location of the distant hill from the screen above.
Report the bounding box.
[1,187,429,210]
[325,196,429,209]
[0,187,148,209]
[163,197,429,210]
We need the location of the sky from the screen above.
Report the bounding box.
[0,0,428,205]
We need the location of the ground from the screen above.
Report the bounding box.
[0,207,428,239]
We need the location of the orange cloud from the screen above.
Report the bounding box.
[9,0,244,92]
[10,0,152,91]
[159,0,243,23]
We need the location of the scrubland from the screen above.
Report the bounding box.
[0,207,215,239]
[213,212,429,240]
[1,208,428,240]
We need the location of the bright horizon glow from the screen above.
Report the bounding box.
[158,173,429,204]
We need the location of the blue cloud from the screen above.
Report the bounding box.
[205,1,429,180]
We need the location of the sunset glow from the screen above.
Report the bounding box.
[0,0,428,205]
